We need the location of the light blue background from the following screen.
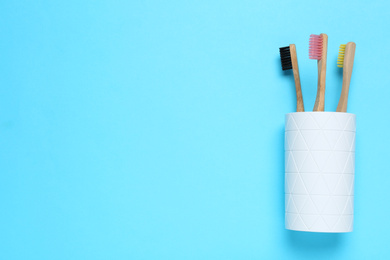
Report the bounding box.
[1,0,388,259]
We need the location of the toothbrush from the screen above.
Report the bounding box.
[309,33,328,111]
[336,42,356,112]
[279,44,305,112]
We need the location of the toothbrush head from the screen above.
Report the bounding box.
[337,44,346,68]
[279,46,292,70]
[309,34,323,60]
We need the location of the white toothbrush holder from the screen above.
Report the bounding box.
[285,112,356,233]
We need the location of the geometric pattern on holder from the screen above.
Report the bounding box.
[285,112,356,232]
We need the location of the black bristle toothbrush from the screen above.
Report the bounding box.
[279,44,304,112]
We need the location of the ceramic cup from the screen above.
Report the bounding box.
[285,112,356,233]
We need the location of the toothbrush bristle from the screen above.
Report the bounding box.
[337,44,346,68]
[279,46,292,70]
[309,34,323,60]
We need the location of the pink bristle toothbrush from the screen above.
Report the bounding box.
[309,33,328,111]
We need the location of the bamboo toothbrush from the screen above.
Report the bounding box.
[309,33,328,111]
[336,42,356,112]
[279,44,304,112]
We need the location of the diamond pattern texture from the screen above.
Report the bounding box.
[285,112,356,233]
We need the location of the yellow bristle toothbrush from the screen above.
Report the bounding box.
[336,42,356,112]
[309,33,328,111]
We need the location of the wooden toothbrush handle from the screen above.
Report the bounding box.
[337,42,356,112]
[290,44,304,112]
[313,33,328,111]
